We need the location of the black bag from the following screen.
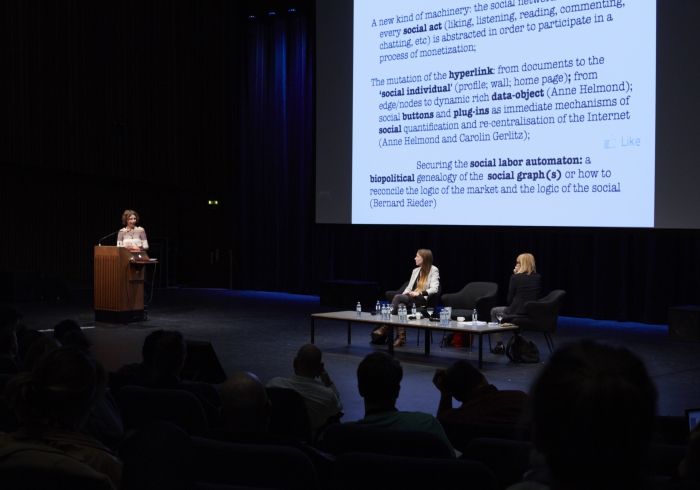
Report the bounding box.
[505,334,540,363]
[370,325,389,345]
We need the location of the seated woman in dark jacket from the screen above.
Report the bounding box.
[490,253,541,354]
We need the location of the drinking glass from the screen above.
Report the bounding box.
[497,313,504,324]
[427,307,434,319]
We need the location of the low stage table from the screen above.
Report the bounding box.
[310,311,519,369]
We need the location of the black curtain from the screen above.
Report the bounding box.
[237,7,700,324]
[238,8,314,293]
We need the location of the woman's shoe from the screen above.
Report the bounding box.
[493,341,505,354]
[393,327,406,347]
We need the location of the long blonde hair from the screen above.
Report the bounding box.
[415,249,433,291]
[516,253,536,274]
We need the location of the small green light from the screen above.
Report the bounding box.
[208,200,219,206]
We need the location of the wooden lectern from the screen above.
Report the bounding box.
[94,246,156,323]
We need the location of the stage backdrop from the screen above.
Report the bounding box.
[237,2,700,325]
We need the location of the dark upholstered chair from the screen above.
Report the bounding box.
[191,437,320,490]
[438,418,532,454]
[333,453,498,490]
[322,423,453,459]
[440,282,499,321]
[386,281,442,345]
[508,290,566,353]
[462,438,534,490]
[265,386,313,443]
[118,385,209,436]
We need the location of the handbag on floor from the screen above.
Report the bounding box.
[505,334,540,363]
[370,325,389,345]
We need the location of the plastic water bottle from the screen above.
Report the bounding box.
[473,308,478,326]
[412,304,417,318]
[400,305,406,323]
[376,301,381,316]
[356,302,362,318]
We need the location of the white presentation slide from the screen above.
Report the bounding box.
[351,0,656,226]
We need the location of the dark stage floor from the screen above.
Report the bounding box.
[8,289,700,421]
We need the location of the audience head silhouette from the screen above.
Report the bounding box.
[527,340,657,490]
[219,371,271,434]
[153,330,187,378]
[142,329,165,366]
[357,352,402,410]
[20,336,61,372]
[4,346,107,431]
[53,319,81,340]
[293,343,323,378]
[441,360,488,401]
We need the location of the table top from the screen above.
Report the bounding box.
[311,310,519,334]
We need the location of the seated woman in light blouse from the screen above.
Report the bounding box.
[117,209,149,251]
[390,249,440,347]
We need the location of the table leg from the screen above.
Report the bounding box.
[388,324,394,355]
[478,333,483,369]
[311,317,315,344]
[347,321,352,345]
[424,329,430,354]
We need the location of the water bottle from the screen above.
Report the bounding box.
[412,304,417,318]
[439,309,445,327]
[356,302,362,318]
[400,305,405,323]
[473,308,478,326]
[376,301,381,316]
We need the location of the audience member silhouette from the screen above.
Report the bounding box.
[143,330,221,427]
[206,371,335,486]
[0,327,20,375]
[117,329,165,379]
[347,351,457,457]
[507,340,658,490]
[54,322,124,450]
[433,360,527,424]
[0,346,122,487]
[20,336,61,372]
[266,344,343,431]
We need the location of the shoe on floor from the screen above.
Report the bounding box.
[493,341,504,354]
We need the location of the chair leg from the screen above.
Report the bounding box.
[544,332,554,353]
[417,328,420,346]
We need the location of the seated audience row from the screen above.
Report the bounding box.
[1,308,698,490]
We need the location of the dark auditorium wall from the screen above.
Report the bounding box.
[1,0,243,288]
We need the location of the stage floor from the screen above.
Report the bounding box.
[8,288,700,421]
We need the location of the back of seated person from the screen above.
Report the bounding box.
[21,336,61,372]
[143,330,221,427]
[433,360,527,424]
[1,346,122,487]
[346,352,457,458]
[117,329,165,379]
[506,340,658,490]
[56,326,123,450]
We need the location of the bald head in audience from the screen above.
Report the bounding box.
[220,372,272,434]
[293,344,324,379]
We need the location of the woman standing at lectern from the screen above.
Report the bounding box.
[390,249,440,347]
[117,210,149,251]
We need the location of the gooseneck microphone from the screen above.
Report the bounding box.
[98,230,120,246]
